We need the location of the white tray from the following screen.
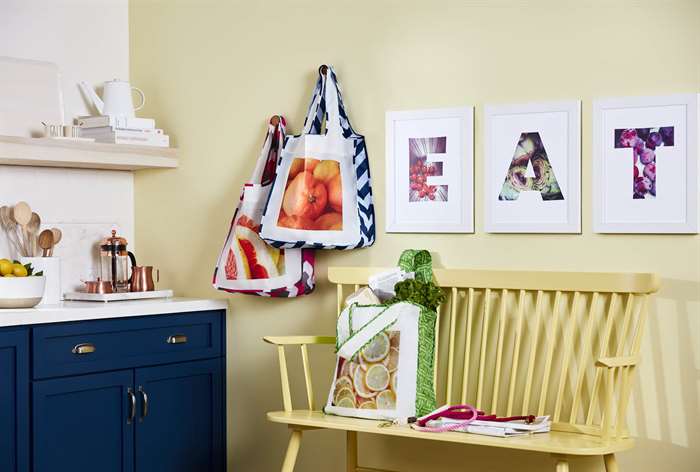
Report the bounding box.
[63,289,174,303]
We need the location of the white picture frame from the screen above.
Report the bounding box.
[385,107,474,233]
[483,100,581,233]
[593,94,698,234]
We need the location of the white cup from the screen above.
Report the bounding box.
[20,257,61,305]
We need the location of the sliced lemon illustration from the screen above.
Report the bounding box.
[358,354,370,371]
[382,347,399,373]
[361,332,390,363]
[353,364,377,398]
[340,360,359,379]
[376,389,397,410]
[335,375,353,392]
[334,387,355,405]
[358,399,377,410]
[336,396,356,409]
[365,364,390,392]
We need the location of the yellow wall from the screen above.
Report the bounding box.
[129,1,699,470]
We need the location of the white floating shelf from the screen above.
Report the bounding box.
[0,135,178,171]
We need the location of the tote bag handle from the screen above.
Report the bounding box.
[322,65,359,139]
[301,71,327,135]
[301,65,357,139]
[249,115,286,186]
[336,303,403,360]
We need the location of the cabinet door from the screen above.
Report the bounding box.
[33,370,135,472]
[135,358,224,472]
[0,329,29,472]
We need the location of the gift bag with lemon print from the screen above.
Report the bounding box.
[324,250,438,421]
[259,65,375,250]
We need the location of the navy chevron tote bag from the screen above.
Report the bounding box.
[260,65,376,250]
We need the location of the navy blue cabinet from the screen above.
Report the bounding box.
[0,310,225,472]
[0,329,29,472]
[33,370,135,472]
[135,359,224,472]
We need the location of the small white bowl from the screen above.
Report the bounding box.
[0,276,46,309]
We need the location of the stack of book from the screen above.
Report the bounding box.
[75,115,170,147]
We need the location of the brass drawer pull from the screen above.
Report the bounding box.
[166,334,188,344]
[72,343,96,355]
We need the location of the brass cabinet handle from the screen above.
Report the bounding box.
[139,386,148,422]
[127,388,136,424]
[166,334,188,344]
[72,343,96,355]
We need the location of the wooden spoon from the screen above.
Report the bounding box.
[27,212,41,257]
[12,201,31,226]
[38,229,54,257]
[0,206,23,256]
[12,202,32,256]
[49,228,62,256]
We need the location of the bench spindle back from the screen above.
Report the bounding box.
[329,267,659,440]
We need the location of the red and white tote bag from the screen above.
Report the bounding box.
[213,116,315,297]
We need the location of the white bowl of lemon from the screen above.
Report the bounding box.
[0,259,46,309]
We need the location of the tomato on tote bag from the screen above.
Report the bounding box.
[212,116,315,297]
[260,65,376,250]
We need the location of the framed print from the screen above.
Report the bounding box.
[484,101,581,233]
[385,107,474,233]
[593,94,698,233]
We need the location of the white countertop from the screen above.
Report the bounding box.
[0,297,228,328]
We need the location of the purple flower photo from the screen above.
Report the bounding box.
[614,126,674,199]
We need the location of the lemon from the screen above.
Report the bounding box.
[358,399,377,410]
[376,389,397,410]
[353,364,377,399]
[361,332,390,363]
[382,347,400,373]
[12,264,28,277]
[334,387,355,406]
[335,397,356,409]
[391,372,398,392]
[4,273,16,277]
[340,360,359,379]
[365,364,390,392]
[0,259,13,276]
[334,375,353,393]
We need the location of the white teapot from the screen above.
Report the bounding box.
[79,79,145,118]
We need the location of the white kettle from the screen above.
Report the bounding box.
[79,79,145,118]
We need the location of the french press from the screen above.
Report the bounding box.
[99,230,137,292]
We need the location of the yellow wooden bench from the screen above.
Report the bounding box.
[264,267,659,471]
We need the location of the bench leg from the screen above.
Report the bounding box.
[555,457,570,472]
[603,454,619,472]
[346,431,358,472]
[281,429,303,472]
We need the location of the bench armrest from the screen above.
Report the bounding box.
[263,335,335,346]
[263,335,335,412]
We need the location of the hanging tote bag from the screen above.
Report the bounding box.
[260,65,376,250]
[212,116,315,297]
[324,250,438,421]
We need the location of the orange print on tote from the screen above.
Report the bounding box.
[278,157,343,231]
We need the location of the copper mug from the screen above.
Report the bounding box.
[130,266,159,292]
[84,279,113,294]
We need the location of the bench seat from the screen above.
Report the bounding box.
[267,410,634,456]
